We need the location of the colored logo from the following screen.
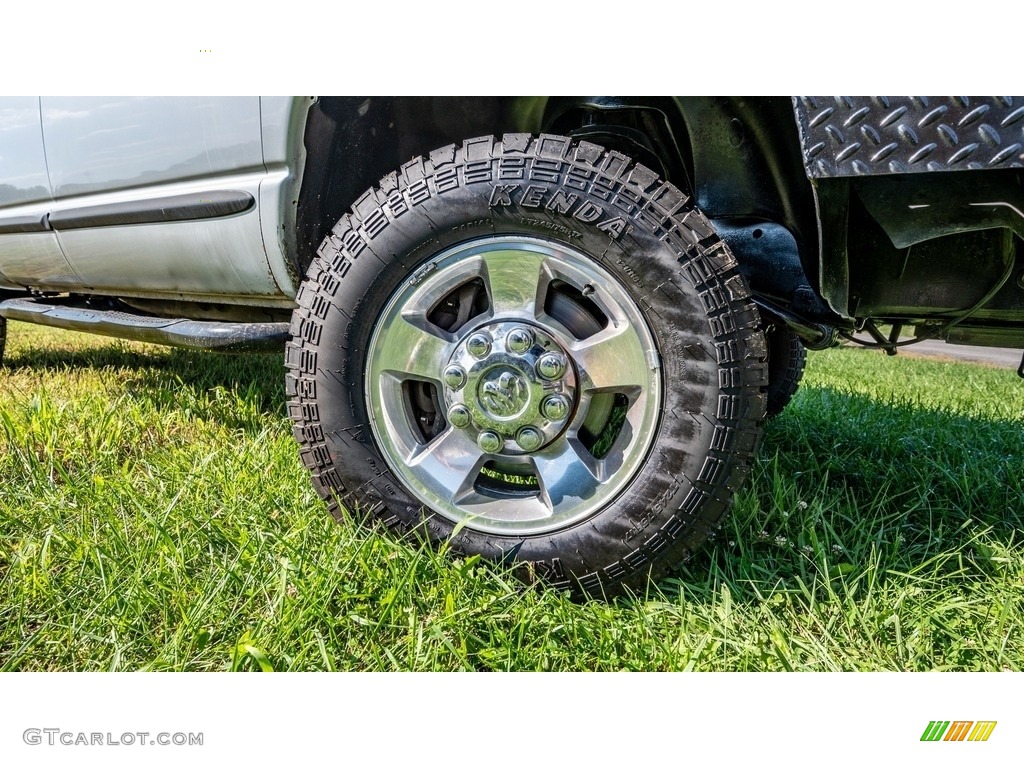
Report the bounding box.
[921,721,997,742]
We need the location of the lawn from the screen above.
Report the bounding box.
[1,321,1022,670]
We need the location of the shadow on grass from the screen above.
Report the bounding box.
[4,341,288,428]
[654,384,1024,604]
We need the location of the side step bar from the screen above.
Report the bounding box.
[0,297,289,353]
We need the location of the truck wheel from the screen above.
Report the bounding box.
[286,134,767,597]
[765,325,807,418]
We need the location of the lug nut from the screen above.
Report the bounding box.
[536,352,568,381]
[443,365,467,390]
[506,327,534,354]
[448,404,471,429]
[477,431,503,453]
[540,394,571,421]
[516,426,544,452]
[467,333,491,358]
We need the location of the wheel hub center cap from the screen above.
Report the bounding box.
[442,321,577,454]
[479,368,530,418]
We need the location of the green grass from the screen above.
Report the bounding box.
[1,321,1022,671]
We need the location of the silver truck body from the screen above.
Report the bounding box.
[0,96,308,306]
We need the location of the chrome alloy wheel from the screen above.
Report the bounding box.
[365,236,662,536]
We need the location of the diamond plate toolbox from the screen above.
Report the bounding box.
[794,97,1024,177]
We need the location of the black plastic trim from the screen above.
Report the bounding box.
[0,214,49,234]
[48,190,254,230]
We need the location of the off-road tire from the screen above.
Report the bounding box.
[286,134,767,597]
[765,324,807,418]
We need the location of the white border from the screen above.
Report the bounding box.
[3,1,1016,94]
[0,673,1019,766]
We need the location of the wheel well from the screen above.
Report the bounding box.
[675,97,816,249]
[295,96,819,286]
[296,97,543,272]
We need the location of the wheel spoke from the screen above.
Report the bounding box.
[530,438,602,511]
[570,324,655,392]
[372,316,451,383]
[447,488,554,525]
[407,428,486,504]
[480,249,547,317]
